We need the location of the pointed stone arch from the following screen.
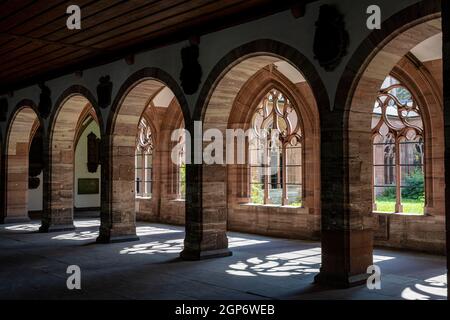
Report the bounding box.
[98,68,189,243]
[316,0,442,287]
[225,67,321,239]
[3,100,42,223]
[184,39,327,260]
[41,86,103,232]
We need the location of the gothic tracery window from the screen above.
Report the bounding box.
[372,76,425,214]
[135,118,154,198]
[249,89,303,206]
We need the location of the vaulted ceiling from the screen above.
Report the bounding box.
[0,0,315,94]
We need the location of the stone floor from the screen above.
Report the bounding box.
[0,216,446,300]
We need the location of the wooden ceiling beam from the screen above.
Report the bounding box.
[0,0,68,33]
[0,0,34,21]
[54,0,194,45]
[9,0,95,36]
[0,0,318,93]
[90,0,247,49]
[0,31,107,52]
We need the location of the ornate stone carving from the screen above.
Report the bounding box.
[250,89,303,206]
[136,118,154,153]
[252,89,302,146]
[97,75,113,109]
[28,177,40,189]
[0,97,8,121]
[29,129,44,177]
[87,132,101,173]
[38,83,52,118]
[180,44,202,95]
[313,4,349,71]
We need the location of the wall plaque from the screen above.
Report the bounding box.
[78,178,99,195]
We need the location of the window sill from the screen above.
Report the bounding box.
[241,203,304,210]
[373,211,427,217]
[171,199,186,203]
[136,195,152,200]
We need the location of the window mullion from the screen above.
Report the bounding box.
[264,136,270,205]
[141,152,146,196]
[282,144,288,206]
[395,138,403,213]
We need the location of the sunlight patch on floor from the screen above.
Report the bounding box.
[74,220,100,228]
[228,237,269,248]
[401,273,447,300]
[136,226,182,236]
[226,248,322,277]
[119,236,270,255]
[5,223,40,232]
[373,254,396,263]
[120,239,184,255]
[52,231,99,241]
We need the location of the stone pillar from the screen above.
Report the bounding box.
[441,0,450,300]
[40,142,75,232]
[97,134,139,243]
[314,112,373,288]
[181,123,232,260]
[5,142,31,223]
[0,143,4,223]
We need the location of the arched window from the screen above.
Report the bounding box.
[135,118,154,198]
[249,89,303,206]
[372,76,424,214]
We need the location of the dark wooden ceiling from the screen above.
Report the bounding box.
[0,0,315,94]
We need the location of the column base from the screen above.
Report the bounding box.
[96,234,140,244]
[180,247,232,260]
[314,270,370,288]
[318,229,373,288]
[3,216,31,224]
[96,226,140,243]
[39,224,75,233]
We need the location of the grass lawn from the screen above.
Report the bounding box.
[375,197,424,214]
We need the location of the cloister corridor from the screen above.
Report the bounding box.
[0,213,446,300]
[1,0,450,309]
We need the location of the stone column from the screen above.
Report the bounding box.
[0,144,4,223]
[97,134,139,243]
[181,122,232,260]
[40,141,75,232]
[5,142,30,223]
[441,0,450,300]
[314,112,373,288]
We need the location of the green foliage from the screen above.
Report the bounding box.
[289,201,302,207]
[375,198,424,214]
[379,170,424,201]
[251,184,264,204]
[381,187,396,199]
[401,169,424,200]
[375,170,424,214]
[180,163,186,197]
